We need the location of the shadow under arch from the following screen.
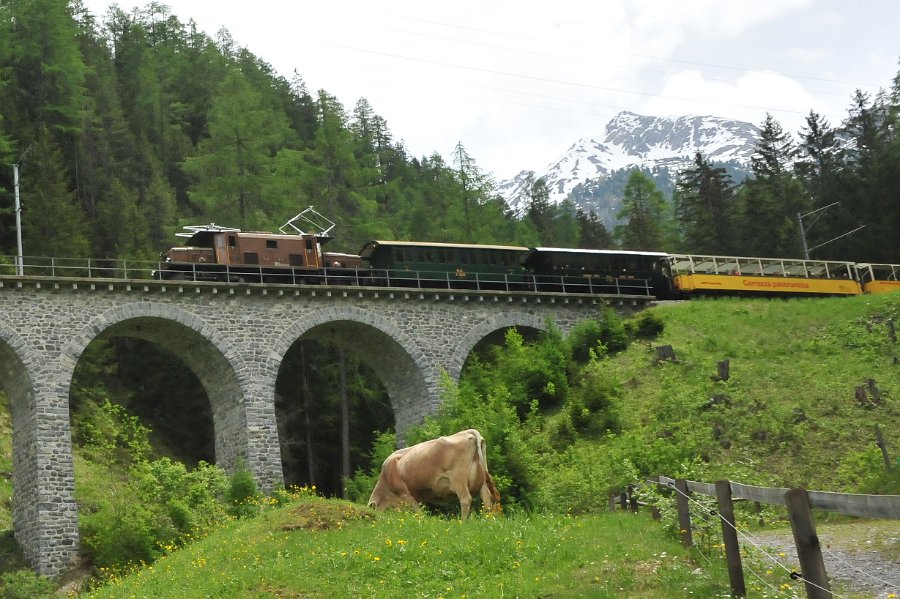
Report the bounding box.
[448,311,550,380]
[271,306,436,438]
[60,303,249,475]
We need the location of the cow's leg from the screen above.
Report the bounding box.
[453,484,474,520]
[401,493,421,511]
[479,483,494,512]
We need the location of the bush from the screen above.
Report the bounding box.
[0,569,57,598]
[625,310,664,339]
[80,494,163,569]
[227,460,260,518]
[73,398,151,466]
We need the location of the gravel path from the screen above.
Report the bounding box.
[751,523,899,598]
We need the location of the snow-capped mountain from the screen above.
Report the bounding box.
[498,111,760,226]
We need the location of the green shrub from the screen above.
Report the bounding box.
[0,569,57,598]
[625,309,664,339]
[567,318,607,363]
[227,460,260,518]
[80,494,163,569]
[73,398,151,465]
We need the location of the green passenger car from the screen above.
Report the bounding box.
[358,241,529,290]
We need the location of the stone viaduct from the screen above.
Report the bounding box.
[0,274,651,575]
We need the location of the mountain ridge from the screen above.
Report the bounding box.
[498,111,760,227]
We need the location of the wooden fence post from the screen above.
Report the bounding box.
[785,489,831,599]
[628,484,639,513]
[715,480,746,598]
[875,424,892,471]
[674,479,693,548]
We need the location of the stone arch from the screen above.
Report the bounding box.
[447,311,549,380]
[60,303,250,474]
[272,306,436,436]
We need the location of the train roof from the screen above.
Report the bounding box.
[667,253,856,266]
[529,247,670,258]
[359,240,529,258]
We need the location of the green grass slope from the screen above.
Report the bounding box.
[614,294,900,491]
[83,498,727,599]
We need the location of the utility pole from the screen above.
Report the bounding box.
[13,162,24,276]
[796,202,864,260]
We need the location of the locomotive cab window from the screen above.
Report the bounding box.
[228,235,237,248]
[305,239,314,251]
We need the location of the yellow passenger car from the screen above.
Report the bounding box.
[856,263,900,294]
[666,254,862,296]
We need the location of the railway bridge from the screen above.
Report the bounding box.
[0,273,651,575]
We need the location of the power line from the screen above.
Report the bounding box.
[384,13,886,90]
[328,43,843,120]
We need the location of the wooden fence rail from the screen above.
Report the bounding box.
[615,476,900,598]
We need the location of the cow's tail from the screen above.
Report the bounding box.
[474,431,501,502]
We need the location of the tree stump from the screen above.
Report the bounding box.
[655,344,676,363]
[715,359,730,381]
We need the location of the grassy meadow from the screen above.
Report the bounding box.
[83,497,734,599]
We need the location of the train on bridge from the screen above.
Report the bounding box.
[152,208,900,299]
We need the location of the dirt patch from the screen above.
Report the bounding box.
[279,501,373,532]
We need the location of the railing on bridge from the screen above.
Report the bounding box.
[0,255,653,296]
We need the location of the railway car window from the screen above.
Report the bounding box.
[266,240,277,249]
[424,250,434,262]
[394,249,405,263]
[228,235,237,247]
[244,252,259,265]
[438,250,447,263]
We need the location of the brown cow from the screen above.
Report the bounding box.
[367,429,501,520]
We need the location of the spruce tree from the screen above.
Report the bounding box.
[735,114,808,257]
[575,208,614,249]
[615,169,670,251]
[673,152,736,254]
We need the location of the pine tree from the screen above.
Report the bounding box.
[575,208,614,249]
[452,142,493,241]
[181,69,293,228]
[526,176,553,243]
[735,114,808,257]
[20,128,90,258]
[794,111,854,260]
[673,152,736,254]
[615,169,670,251]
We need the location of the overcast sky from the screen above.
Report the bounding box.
[81,0,900,181]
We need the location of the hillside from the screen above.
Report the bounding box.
[618,295,899,491]
[0,293,898,596]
